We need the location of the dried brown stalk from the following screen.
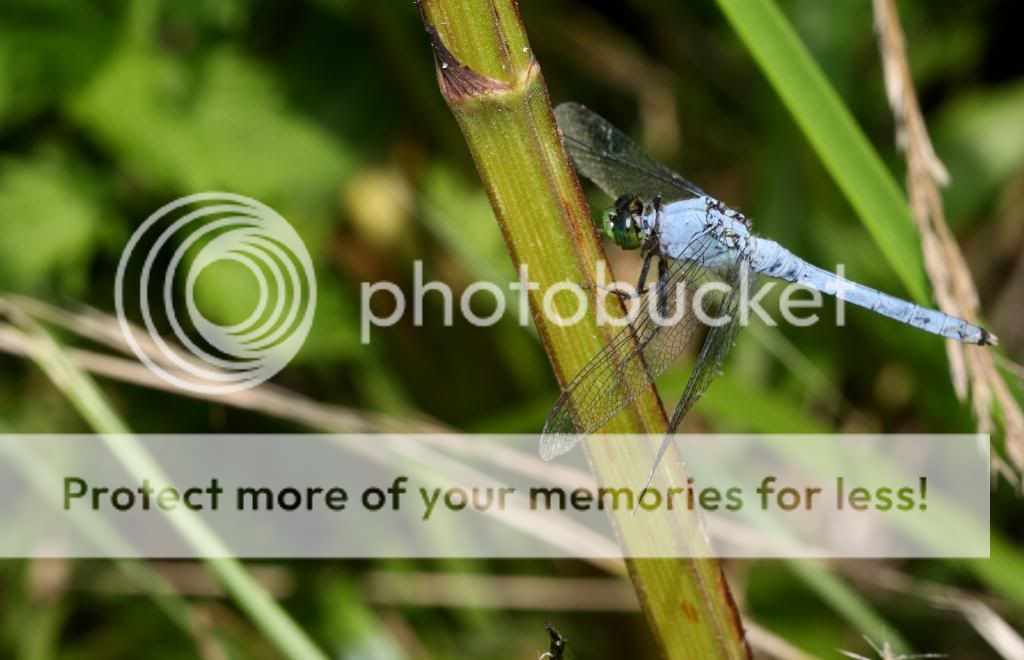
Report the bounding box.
[873,0,1024,473]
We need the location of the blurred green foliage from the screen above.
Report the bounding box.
[0,0,1021,658]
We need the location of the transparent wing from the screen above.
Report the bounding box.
[637,261,752,495]
[539,239,740,460]
[554,102,705,202]
[667,261,749,433]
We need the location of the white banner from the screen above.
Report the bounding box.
[0,434,989,558]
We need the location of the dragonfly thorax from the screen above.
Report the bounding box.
[658,196,753,266]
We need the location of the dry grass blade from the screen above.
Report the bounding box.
[838,635,944,660]
[2,296,823,656]
[744,622,819,660]
[955,600,1024,660]
[845,564,1024,659]
[0,295,626,570]
[0,295,445,434]
[0,297,596,485]
[873,0,1024,472]
[996,355,1024,384]
[89,563,293,598]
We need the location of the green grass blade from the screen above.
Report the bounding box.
[14,316,328,660]
[787,561,910,654]
[715,0,928,304]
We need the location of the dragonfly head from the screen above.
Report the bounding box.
[605,194,645,250]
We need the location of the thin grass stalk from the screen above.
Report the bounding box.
[0,422,228,656]
[416,1,748,657]
[7,310,327,660]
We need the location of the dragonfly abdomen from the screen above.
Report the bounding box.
[751,238,995,345]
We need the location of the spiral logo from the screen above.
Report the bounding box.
[115,192,317,394]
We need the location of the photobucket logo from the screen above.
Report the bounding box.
[115,192,316,394]
[360,261,847,343]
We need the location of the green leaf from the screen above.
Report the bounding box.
[419,165,512,286]
[715,0,929,304]
[0,152,102,291]
[935,81,1024,221]
[0,0,115,127]
[69,46,352,204]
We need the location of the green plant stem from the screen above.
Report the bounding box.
[417,1,749,657]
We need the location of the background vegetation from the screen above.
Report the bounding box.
[0,0,1021,657]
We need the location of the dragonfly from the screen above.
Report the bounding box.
[540,102,996,507]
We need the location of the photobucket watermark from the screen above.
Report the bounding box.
[360,260,852,343]
[115,192,317,394]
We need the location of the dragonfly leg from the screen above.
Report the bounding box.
[655,257,670,320]
[627,257,671,355]
[632,250,654,296]
[580,283,635,302]
[625,257,670,355]
[611,256,668,416]
[580,250,655,301]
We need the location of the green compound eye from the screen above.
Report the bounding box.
[604,197,644,250]
[612,220,642,250]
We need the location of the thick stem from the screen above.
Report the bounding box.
[418,1,749,657]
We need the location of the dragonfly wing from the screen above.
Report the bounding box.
[639,260,752,490]
[667,259,750,433]
[554,102,706,202]
[540,242,732,460]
